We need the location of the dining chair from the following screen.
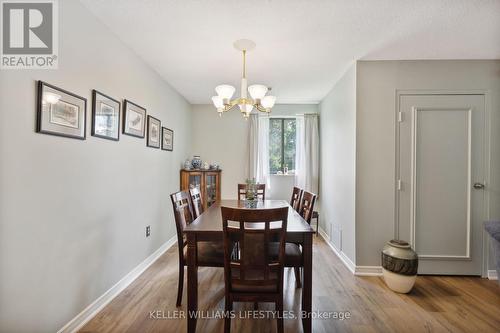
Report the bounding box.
[170,191,225,307]
[221,206,288,333]
[237,183,266,201]
[189,187,203,218]
[290,186,303,212]
[298,190,317,224]
[287,190,317,287]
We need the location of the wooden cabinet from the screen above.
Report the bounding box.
[180,169,221,210]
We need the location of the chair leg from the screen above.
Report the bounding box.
[316,215,319,235]
[224,298,232,333]
[176,262,184,307]
[294,267,302,288]
[276,297,284,333]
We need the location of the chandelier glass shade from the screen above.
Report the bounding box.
[212,40,276,118]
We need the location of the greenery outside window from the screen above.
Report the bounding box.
[269,118,296,174]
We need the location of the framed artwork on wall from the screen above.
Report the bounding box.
[147,115,161,148]
[123,99,146,138]
[91,90,120,141]
[162,127,173,151]
[36,81,87,140]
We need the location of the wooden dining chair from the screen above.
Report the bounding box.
[170,191,225,307]
[237,183,266,200]
[189,187,203,218]
[286,190,317,287]
[290,186,303,212]
[221,206,288,333]
[298,190,317,224]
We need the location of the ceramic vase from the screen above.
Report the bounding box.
[381,239,418,293]
[191,155,202,169]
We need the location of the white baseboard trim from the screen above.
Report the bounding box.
[318,227,356,274]
[58,235,177,333]
[355,266,383,276]
[318,228,383,277]
[487,270,498,280]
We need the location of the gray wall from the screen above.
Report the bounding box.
[0,0,191,332]
[190,104,318,200]
[319,64,357,263]
[355,60,500,269]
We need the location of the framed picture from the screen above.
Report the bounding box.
[91,90,120,141]
[123,99,146,138]
[147,115,161,148]
[162,127,173,151]
[36,81,86,140]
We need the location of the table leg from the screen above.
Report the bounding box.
[187,233,198,333]
[302,233,312,333]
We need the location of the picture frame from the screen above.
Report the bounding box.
[122,99,146,138]
[36,81,87,140]
[162,127,173,151]
[147,115,161,148]
[91,90,120,141]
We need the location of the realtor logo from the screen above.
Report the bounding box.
[1,0,58,69]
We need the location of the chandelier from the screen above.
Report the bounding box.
[211,39,276,119]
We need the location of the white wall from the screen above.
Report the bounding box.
[355,60,500,270]
[0,0,191,332]
[191,104,318,200]
[319,64,357,263]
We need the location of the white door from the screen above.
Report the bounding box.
[397,94,485,275]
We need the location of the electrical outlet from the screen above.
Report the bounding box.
[146,225,151,237]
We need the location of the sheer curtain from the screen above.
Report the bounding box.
[248,114,270,187]
[295,114,319,194]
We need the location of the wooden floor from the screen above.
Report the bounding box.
[80,237,500,333]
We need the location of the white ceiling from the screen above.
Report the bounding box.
[80,0,500,104]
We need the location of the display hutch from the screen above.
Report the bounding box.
[180,169,221,210]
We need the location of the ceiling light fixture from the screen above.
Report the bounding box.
[212,39,276,119]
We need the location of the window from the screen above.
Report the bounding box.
[269,118,296,174]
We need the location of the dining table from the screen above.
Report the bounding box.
[183,199,315,333]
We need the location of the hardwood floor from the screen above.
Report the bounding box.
[80,237,500,333]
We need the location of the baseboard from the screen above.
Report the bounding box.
[318,227,356,274]
[58,235,177,333]
[488,270,498,280]
[354,266,383,276]
[318,227,383,276]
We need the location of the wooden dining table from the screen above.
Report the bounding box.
[184,199,315,333]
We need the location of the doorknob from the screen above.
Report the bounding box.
[473,183,485,189]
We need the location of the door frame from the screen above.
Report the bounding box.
[394,89,491,277]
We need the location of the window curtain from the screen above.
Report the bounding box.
[248,114,270,187]
[295,114,319,194]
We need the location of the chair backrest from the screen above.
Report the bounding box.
[290,186,303,212]
[221,206,288,294]
[237,183,266,201]
[170,191,194,250]
[189,187,203,218]
[298,191,317,224]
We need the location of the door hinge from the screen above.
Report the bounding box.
[397,179,402,191]
[398,112,404,122]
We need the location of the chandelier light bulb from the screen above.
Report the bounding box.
[212,96,224,108]
[239,104,253,113]
[261,95,276,109]
[215,85,235,100]
[248,84,268,100]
